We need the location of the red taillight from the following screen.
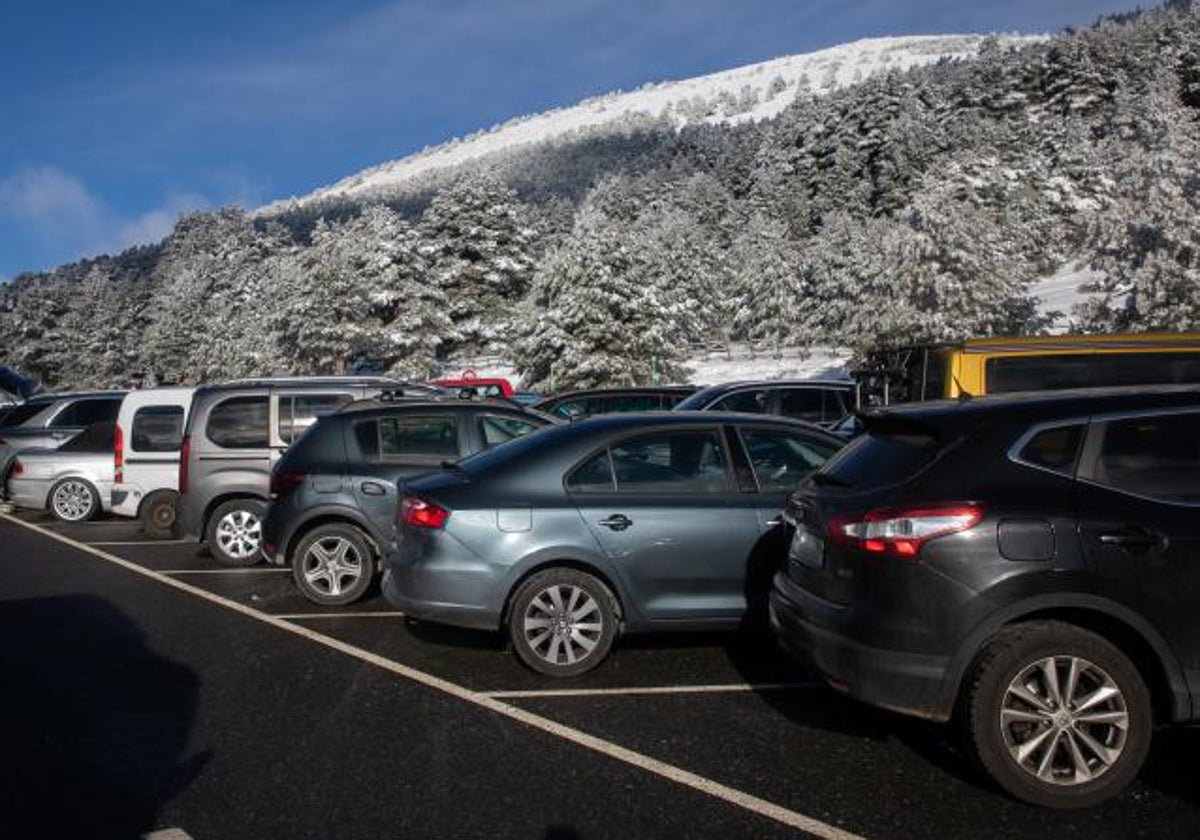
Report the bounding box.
[11,459,23,477]
[400,496,450,529]
[270,469,306,499]
[114,423,124,483]
[178,434,191,496]
[831,504,983,560]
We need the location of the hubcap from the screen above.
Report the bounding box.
[301,536,363,597]
[1000,655,1130,786]
[215,510,262,559]
[52,481,93,521]
[523,584,603,667]
[151,501,175,528]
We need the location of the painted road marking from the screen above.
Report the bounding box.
[481,682,818,699]
[1,514,866,840]
[143,829,194,840]
[276,611,406,620]
[89,540,188,546]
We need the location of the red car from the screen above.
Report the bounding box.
[429,374,515,399]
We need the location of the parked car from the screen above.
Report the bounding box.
[261,397,556,605]
[110,387,196,539]
[429,376,514,399]
[535,386,698,420]
[175,378,439,566]
[383,412,843,676]
[6,420,117,521]
[0,391,125,494]
[768,385,1200,809]
[674,380,854,426]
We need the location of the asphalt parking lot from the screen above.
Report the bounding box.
[3,510,1199,840]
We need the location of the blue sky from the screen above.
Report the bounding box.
[0,0,1137,279]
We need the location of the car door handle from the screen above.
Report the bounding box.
[1098,528,1165,552]
[360,481,387,497]
[599,514,632,531]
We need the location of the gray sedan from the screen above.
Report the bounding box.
[5,421,116,522]
[383,411,842,676]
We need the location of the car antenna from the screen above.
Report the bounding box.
[952,372,973,401]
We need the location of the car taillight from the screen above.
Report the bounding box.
[270,469,306,499]
[178,434,190,496]
[400,496,450,529]
[11,459,23,477]
[831,504,983,560]
[114,423,124,483]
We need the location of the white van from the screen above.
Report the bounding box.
[111,387,196,539]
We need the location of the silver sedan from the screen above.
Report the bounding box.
[5,422,115,522]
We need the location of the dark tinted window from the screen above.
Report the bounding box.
[986,352,1200,394]
[1016,424,1084,475]
[278,393,353,444]
[566,450,615,492]
[549,398,590,420]
[131,406,185,452]
[1086,412,1200,503]
[662,392,692,408]
[711,389,769,414]
[739,428,840,491]
[59,421,115,453]
[379,415,459,460]
[479,414,543,449]
[0,401,50,428]
[55,398,121,427]
[609,430,729,493]
[601,394,662,413]
[206,396,269,449]
[819,431,939,489]
[353,420,380,459]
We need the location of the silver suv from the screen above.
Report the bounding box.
[175,377,439,566]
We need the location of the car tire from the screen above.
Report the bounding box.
[139,489,179,540]
[292,524,376,606]
[507,568,617,677]
[206,498,266,567]
[48,477,100,522]
[964,620,1152,809]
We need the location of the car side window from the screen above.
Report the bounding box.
[278,393,353,444]
[131,406,185,452]
[609,430,730,493]
[739,428,840,492]
[566,450,616,492]
[1083,412,1200,504]
[378,414,459,461]
[479,415,543,449]
[55,398,122,427]
[206,396,269,449]
[551,399,588,420]
[1015,424,1085,475]
[711,390,769,414]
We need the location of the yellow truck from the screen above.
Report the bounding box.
[855,332,1200,404]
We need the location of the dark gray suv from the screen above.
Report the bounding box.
[261,397,555,605]
[175,378,439,566]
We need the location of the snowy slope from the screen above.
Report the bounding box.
[266,34,1042,212]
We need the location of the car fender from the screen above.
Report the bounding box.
[495,544,645,629]
[941,591,1192,722]
[278,503,387,560]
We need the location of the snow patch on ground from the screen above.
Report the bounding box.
[265,34,1043,213]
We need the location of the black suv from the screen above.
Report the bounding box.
[261,396,555,605]
[769,386,1200,809]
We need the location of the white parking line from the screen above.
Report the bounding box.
[89,540,188,546]
[276,611,406,620]
[2,513,866,840]
[481,682,819,699]
[161,568,291,575]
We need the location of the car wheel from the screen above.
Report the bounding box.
[507,568,617,677]
[206,499,266,567]
[964,620,1152,809]
[139,489,179,540]
[48,478,100,522]
[292,524,375,606]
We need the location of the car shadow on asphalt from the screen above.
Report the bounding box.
[0,595,209,840]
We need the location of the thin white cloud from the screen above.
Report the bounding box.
[0,165,205,268]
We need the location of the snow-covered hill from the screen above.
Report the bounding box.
[265,33,1042,212]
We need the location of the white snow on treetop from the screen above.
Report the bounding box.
[265,34,1043,212]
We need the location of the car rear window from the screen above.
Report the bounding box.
[131,406,185,452]
[0,402,48,427]
[817,430,940,489]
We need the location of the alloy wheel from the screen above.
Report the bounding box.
[52,480,94,521]
[300,536,364,598]
[215,509,261,560]
[522,584,605,667]
[1000,655,1130,786]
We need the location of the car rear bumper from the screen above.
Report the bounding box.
[6,478,50,512]
[381,569,499,631]
[769,570,954,722]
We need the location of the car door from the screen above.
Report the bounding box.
[1074,408,1200,698]
[729,422,844,611]
[350,411,464,539]
[568,425,762,624]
